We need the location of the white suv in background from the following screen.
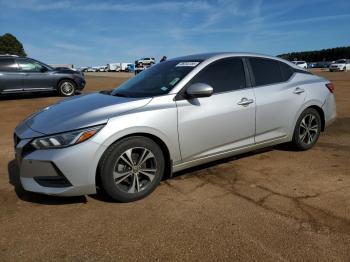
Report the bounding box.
[329,59,350,72]
[136,57,155,66]
[292,61,308,69]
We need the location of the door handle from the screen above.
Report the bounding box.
[293,87,305,94]
[237,97,254,106]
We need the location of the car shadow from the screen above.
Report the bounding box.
[169,147,275,179]
[7,159,87,205]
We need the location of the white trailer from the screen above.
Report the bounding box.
[107,63,121,72]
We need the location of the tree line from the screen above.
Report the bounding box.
[278,46,350,62]
[0,33,27,57]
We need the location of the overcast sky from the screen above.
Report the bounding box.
[0,0,349,67]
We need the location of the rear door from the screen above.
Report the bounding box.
[0,58,21,93]
[248,57,306,143]
[176,57,256,162]
[16,58,54,90]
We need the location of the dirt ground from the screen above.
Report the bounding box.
[0,71,349,261]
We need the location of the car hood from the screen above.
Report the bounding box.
[23,92,152,135]
[331,63,345,66]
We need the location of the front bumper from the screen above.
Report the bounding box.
[14,131,106,196]
[329,67,343,71]
[76,77,86,90]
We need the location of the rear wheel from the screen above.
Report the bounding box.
[99,137,165,202]
[58,80,76,96]
[290,108,321,150]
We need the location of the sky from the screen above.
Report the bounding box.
[0,0,349,67]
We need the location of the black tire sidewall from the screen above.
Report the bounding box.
[58,80,76,96]
[99,137,165,202]
[292,108,321,150]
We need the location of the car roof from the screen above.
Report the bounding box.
[0,54,20,58]
[171,52,300,69]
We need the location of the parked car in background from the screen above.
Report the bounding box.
[292,61,308,68]
[136,57,155,66]
[98,66,107,72]
[14,52,336,202]
[329,59,350,72]
[0,55,85,96]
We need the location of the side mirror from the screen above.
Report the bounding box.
[186,83,213,98]
[40,67,48,73]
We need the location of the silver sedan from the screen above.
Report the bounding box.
[14,53,336,202]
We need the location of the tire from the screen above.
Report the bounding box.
[99,136,165,202]
[57,79,76,96]
[290,108,322,151]
[343,67,346,72]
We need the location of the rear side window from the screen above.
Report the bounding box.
[0,58,18,72]
[249,58,284,86]
[190,58,246,93]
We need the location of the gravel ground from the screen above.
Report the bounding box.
[0,70,349,261]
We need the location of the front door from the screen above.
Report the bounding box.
[176,57,256,162]
[16,58,54,91]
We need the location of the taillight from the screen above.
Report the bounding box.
[326,83,335,93]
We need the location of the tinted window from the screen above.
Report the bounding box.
[17,59,45,72]
[0,58,18,72]
[279,62,294,81]
[190,58,246,93]
[249,58,284,86]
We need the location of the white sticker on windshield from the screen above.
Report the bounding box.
[176,62,199,67]
[161,86,168,91]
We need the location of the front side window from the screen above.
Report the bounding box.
[111,60,202,98]
[249,58,284,86]
[189,58,246,93]
[0,58,18,72]
[17,59,51,72]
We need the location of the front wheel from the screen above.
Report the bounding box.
[290,108,322,150]
[58,80,76,96]
[99,137,165,202]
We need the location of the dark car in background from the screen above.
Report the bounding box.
[0,55,85,96]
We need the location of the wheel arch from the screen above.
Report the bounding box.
[308,105,325,131]
[95,132,173,190]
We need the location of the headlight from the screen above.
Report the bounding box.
[31,125,104,149]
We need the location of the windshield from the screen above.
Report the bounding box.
[335,59,346,64]
[111,60,202,98]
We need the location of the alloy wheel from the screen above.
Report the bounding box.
[113,147,157,193]
[299,114,319,145]
[60,81,74,96]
